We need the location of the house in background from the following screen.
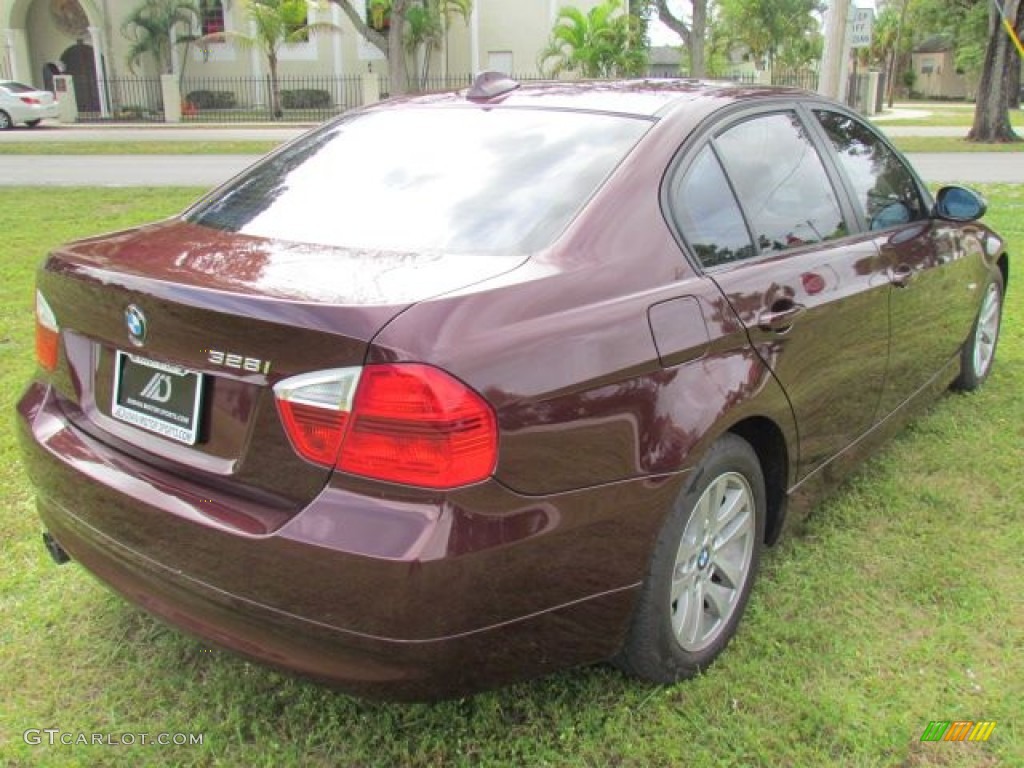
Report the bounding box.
[647,45,680,77]
[911,35,973,100]
[0,0,605,116]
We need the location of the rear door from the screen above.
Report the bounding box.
[665,107,891,479]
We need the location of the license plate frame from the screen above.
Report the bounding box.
[111,351,204,445]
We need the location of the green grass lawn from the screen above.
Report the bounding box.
[877,103,1020,128]
[1,187,1021,767]
[0,141,281,156]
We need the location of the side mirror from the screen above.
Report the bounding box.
[934,186,987,222]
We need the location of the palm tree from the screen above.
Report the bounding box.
[404,0,472,91]
[539,0,648,79]
[201,0,341,118]
[122,0,200,75]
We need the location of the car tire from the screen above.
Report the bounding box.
[954,271,1004,392]
[0,110,12,130]
[25,119,41,128]
[615,433,765,683]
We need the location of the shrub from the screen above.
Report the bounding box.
[185,90,237,109]
[281,89,331,109]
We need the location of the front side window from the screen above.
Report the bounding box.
[189,107,650,254]
[670,145,755,268]
[815,110,926,230]
[714,112,847,254]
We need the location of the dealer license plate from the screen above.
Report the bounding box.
[111,351,204,445]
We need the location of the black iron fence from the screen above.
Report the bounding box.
[181,74,364,122]
[68,69,821,123]
[772,70,820,91]
[74,77,165,122]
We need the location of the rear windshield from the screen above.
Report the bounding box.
[1,81,35,93]
[188,107,650,254]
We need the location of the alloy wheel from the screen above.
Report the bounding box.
[670,471,756,652]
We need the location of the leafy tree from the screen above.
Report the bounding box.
[539,0,648,78]
[967,0,1023,141]
[121,0,200,74]
[202,0,341,118]
[868,3,914,106]
[327,0,471,96]
[404,0,472,91]
[716,0,820,72]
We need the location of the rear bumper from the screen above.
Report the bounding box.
[12,102,59,123]
[18,380,681,699]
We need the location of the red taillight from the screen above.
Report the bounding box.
[274,364,498,489]
[35,290,59,371]
[274,369,361,467]
[20,96,41,105]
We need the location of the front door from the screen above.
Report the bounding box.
[810,109,981,415]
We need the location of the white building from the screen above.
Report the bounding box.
[1,0,604,115]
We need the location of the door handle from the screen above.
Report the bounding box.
[757,303,806,332]
[890,264,915,287]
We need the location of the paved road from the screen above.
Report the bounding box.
[1,151,1020,186]
[903,153,1024,183]
[0,155,256,186]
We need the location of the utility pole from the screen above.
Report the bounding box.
[819,0,852,100]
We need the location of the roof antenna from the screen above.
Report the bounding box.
[467,71,521,101]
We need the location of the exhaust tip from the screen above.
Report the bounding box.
[42,531,71,565]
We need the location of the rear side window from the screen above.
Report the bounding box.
[814,110,926,230]
[671,145,755,268]
[714,112,847,254]
[1,81,35,93]
[189,108,650,255]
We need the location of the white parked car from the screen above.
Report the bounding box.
[0,81,59,129]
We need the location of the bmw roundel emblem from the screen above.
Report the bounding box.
[124,304,147,346]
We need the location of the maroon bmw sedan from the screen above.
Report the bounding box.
[17,76,1007,699]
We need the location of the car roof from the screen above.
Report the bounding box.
[382,78,813,119]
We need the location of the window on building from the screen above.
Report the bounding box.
[200,0,225,36]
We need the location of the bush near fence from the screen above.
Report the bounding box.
[281,89,331,109]
[185,90,239,110]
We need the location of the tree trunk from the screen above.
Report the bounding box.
[268,53,282,119]
[388,0,409,96]
[330,0,388,55]
[659,0,692,57]
[1009,14,1022,109]
[968,0,1022,142]
[690,0,707,77]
